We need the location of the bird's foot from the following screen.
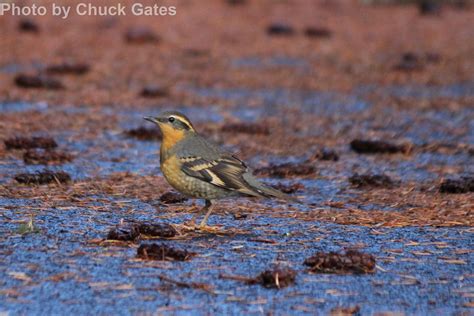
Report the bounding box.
[197,224,223,234]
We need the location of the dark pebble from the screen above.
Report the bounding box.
[226,0,246,5]
[312,148,339,161]
[304,250,376,274]
[124,127,162,141]
[304,27,332,38]
[46,62,90,75]
[23,149,74,165]
[266,23,295,36]
[255,162,316,178]
[393,52,424,72]
[135,223,177,238]
[14,170,71,185]
[107,225,140,241]
[419,0,442,15]
[140,85,169,98]
[439,176,474,194]
[107,222,177,241]
[125,27,160,44]
[4,136,57,150]
[159,191,188,204]
[350,139,411,154]
[251,267,297,289]
[18,19,40,33]
[14,74,64,89]
[221,122,270,135]
[270,182,304,194]
[137,243,194,261]
[349,173,395,188]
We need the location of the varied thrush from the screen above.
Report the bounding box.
[145,111,298,229]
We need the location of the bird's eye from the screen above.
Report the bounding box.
[168,117,175,123]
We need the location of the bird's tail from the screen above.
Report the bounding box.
[242,173,302,203]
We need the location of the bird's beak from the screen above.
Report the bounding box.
[144,116,159,124]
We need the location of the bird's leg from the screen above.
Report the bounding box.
[199,200,215,229]
[186,200,211,228]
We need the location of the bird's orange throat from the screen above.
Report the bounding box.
[159,124,186,153]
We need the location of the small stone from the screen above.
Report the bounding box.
[18,19,39,33]
[439,176,474,194]
[23,149,73,165]
[4,136,57,150]
[14,74,64,90]
[349,173,395,188]
[124,127,162,141]
[137,243,194,261]
[304,27,332,38]
[304,250,376,274]
[159,192,188,204]
[140,85,169,98]
[266,23,295,36]
[350,139,411,154]
[125,27,159,44]
[253,267,296,289]
[255,162,316,178]
[14,170,71,185]
[46,62,90,75]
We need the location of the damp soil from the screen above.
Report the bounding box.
[0,0,473,315]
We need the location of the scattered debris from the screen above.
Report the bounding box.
[14,74,64,89]
[140,85,169,98]
[311,148,339,161]
[225,0,246,5]
[159,191,188,204]
[266,23,295,36]
[124,127,161,141]
[4,136,57,150]
[233,213,248,220]
[137,243,194,261]
[125,27,160,43]
[350,139,411,154]
[254,267,296,289]
[107,222,177,241]
[304,250,376,274]
[14,170,71,185]
[255,162,316,178]
[220,267,296,289]
[349,173,395,188]
[270,182,304,194]
[439,176,474,194]
[304,27,332,38]
[16,216,40,235]
[107,225,140,241]
[393,52,425,72]
[158,274,214,293]
[419,0,442,15]
[220,122,270,135]
[46,62,90,75]
[136,223,177,238]
[330,305,361,316]
[18,19,39,33]
[23,149,73,165]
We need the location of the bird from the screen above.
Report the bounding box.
[144,111,299,230]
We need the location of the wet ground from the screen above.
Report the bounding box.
[1,0,474,315]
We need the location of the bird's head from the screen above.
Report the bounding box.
[144,111,196,147]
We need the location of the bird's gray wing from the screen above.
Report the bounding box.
[176,135,298,201]
[179,153,265,198]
